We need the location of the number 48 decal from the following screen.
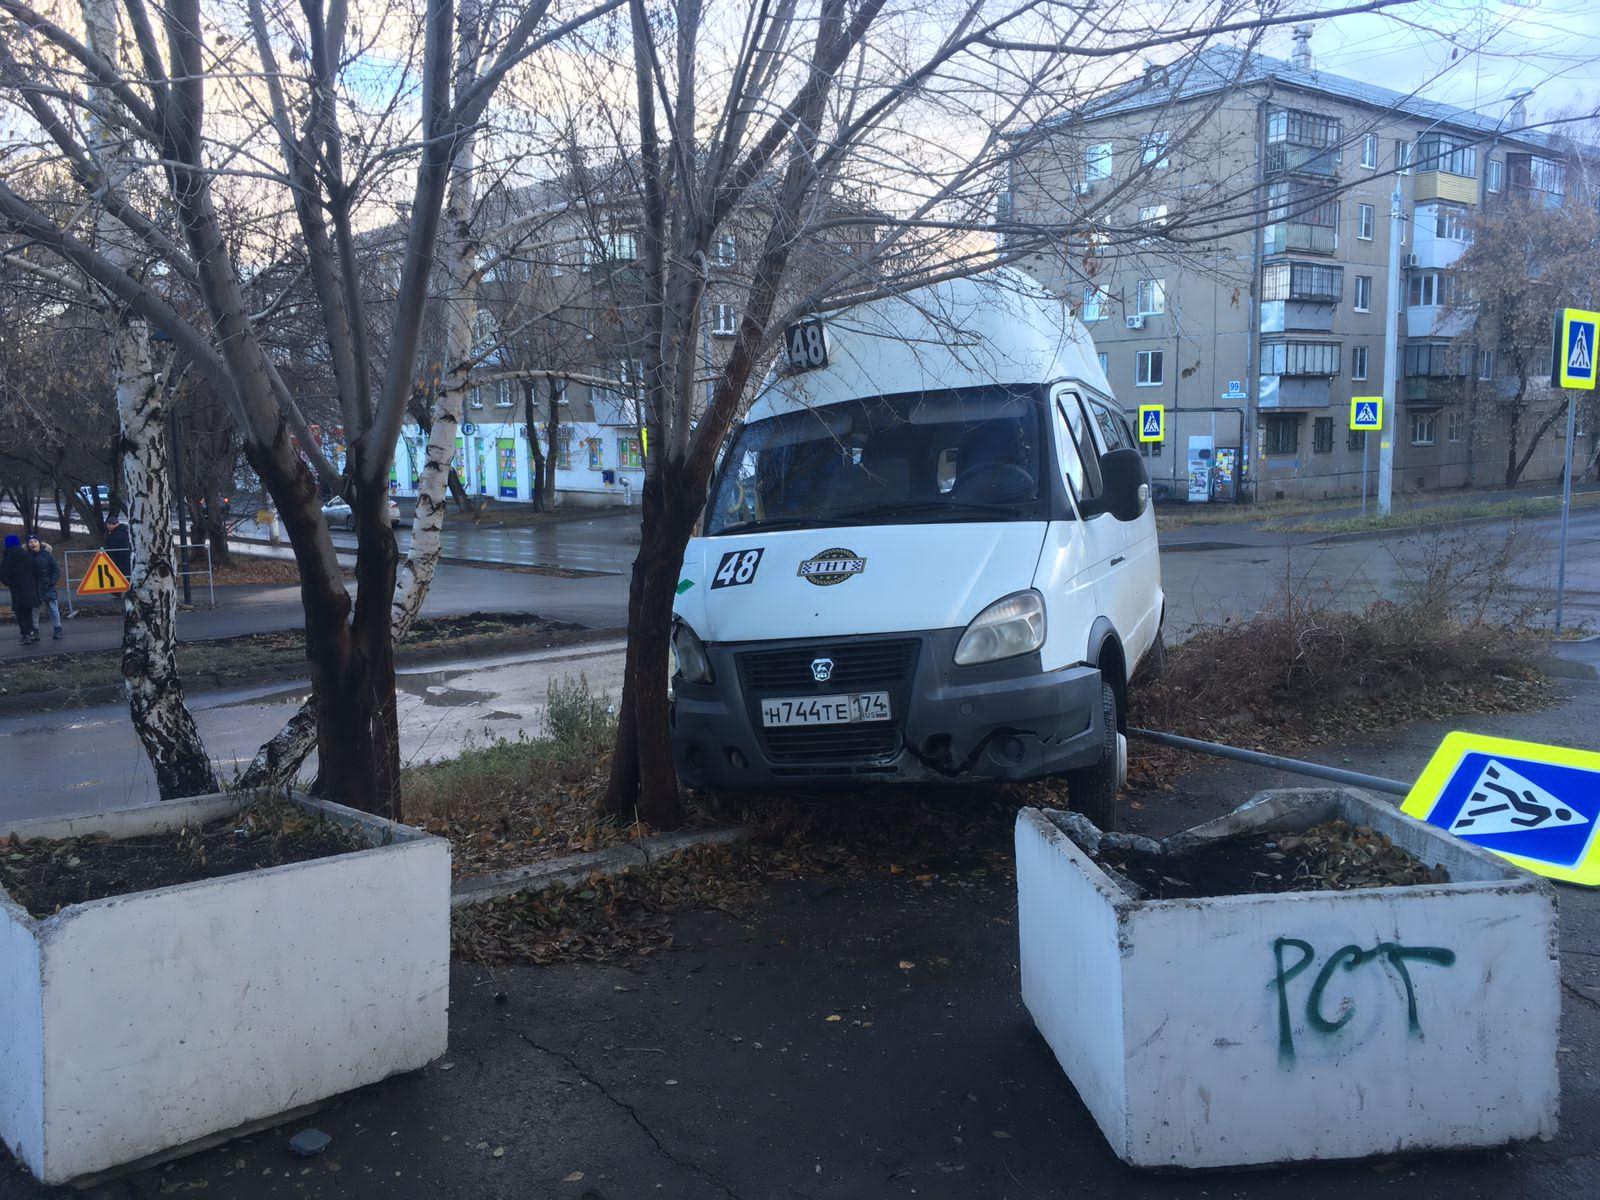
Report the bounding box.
[784,319,828,372]
[712,547,764,589]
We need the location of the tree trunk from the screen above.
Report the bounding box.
[54,487,71,542]
[83,0,216,799]
[544,381,562,506]
[602,471,691,828]
[1504,405,1522,488]
[202,477,232,566]
[113,318,219,798]
[525,380,545,512]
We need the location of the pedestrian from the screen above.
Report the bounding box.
[26,532,63,640]
[104,510,133,578]
[1,533,40,644]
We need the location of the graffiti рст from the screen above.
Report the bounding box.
[1270,937,1457,1065]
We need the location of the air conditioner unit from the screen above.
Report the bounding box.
[1403,253,1420,268]
[1125,314,1145,329]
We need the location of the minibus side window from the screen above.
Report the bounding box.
[1087,398,1132,452]
[1054,394,1103,506]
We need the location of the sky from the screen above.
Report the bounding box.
[1259,1,1599,129]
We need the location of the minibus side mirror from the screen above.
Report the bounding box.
[1086,447,1150,522]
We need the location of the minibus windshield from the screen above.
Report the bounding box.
[706,386,1045,536]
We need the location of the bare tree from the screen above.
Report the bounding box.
[0,0,619,816]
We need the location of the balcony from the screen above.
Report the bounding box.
[1404,376,1466,403]
[1264,222,1338,255]
[1260,301,1335,334]
[1265,143,1339,178]
[1413,171,1478,206]
[1257,376,1333,409]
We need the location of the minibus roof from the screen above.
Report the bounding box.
[750,269,1113,422]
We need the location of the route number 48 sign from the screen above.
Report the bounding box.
[784,319,829,372]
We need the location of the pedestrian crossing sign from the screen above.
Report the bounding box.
[1138,404,1164,443]
[1402,732,1600,885]
[1555,307,1598,390]
[75,550,129,597]
[1350,396,1383,432]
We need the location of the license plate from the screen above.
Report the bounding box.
[760,691,891,728]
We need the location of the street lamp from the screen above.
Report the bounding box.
[1377,91,1533,516]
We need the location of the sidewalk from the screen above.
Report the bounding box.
[5,672,1597,1198]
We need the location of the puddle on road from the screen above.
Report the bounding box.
[396,674,496,707]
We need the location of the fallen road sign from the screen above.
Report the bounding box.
[1402,732,1600,885]
[76,550,129,597]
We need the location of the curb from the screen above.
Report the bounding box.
[228,534,622,578]
[450,826,752,908]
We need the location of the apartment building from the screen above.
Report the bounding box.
[1005,31,1589,501]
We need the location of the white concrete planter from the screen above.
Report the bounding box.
[0,792,450,1185]
[1017,788,1559,1169]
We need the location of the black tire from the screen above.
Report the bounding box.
[1067,681,1122,831]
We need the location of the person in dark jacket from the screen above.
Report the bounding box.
[26,532,63,640]
[1,533,40,644]
[103,511,133,578]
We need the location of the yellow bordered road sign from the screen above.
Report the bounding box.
[1402,732,1600,885]
[76,550,129,597]
[1555,307,1598,390]
[1350,395,1383,431]
[1137,404,1164,443]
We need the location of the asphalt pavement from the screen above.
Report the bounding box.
[4,668,1597,1199]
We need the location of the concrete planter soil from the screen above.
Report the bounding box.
[0,791,449,1185]
[1016,788,1559,1169]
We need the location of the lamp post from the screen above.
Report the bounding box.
[1378,91,1533,516]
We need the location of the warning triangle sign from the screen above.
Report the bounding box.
[1448,759,1589,837]
[1143,410,1162,436]
[1570,326,1593,373]
[76,550,130,596]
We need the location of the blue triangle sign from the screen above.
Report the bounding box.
[1143,411,1161,436]
[1356,402,1377,426]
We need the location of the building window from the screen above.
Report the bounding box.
[1313,417,1334,453]
[1416,134,1477,178]
[1448,408,1466,442]
[1411,411,1437,446]
[1136,350,1164,387]
[585,437,603,470]
[1137,204,1168,243]
[1267,109,1341,147]
[1407,272,1451,307]
[1081,286,1106,322]
[711,302,739,337]
[1140,131,1170,168]
[1404,342,1465,377]
[495,381,512,407]
[1135,278,1166,315]
[711,233,736,264]
[554,428,574,470]
[1354,275,1372,312]
[1260,341,1341,377]
[1085,142,1112,182]
[1262,261,1342,303]
[1347,427,1366,452]
[1351,345,1369,381]
[1357,203,1375,240]
[1264,415,1300,455]
[1486,159,1504,193]
[1434,207,1472,241]
[1266,180,1340,227]
[469,386,484,409]
[1361,132,1379,168]
[1477,348,1495,380]
[585,230,638,265]
[1395,140,1414,174]
[617,435,644,470]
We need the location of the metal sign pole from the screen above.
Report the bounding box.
[1361,432,1369,516]
[1555,392,1576,635]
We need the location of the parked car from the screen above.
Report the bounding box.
[75,484,111,509]
[319,496,403,531]
[668,270,1164,826]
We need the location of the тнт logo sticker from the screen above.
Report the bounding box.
[797,547,866,586]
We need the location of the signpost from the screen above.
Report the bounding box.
[1403,732,1600,886]
[1551,308,1597,634]
[1350,396,1383,516]
[1138,404,1164,444]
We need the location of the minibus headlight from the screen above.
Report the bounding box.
[954,590,1046,666]
[672,620,714,684]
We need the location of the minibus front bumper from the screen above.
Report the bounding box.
[670,630,1106,789]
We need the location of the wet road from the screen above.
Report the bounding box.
[0,640,626,823]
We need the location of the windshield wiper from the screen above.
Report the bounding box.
[711,516,848,536]
[825,499,1023,522]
